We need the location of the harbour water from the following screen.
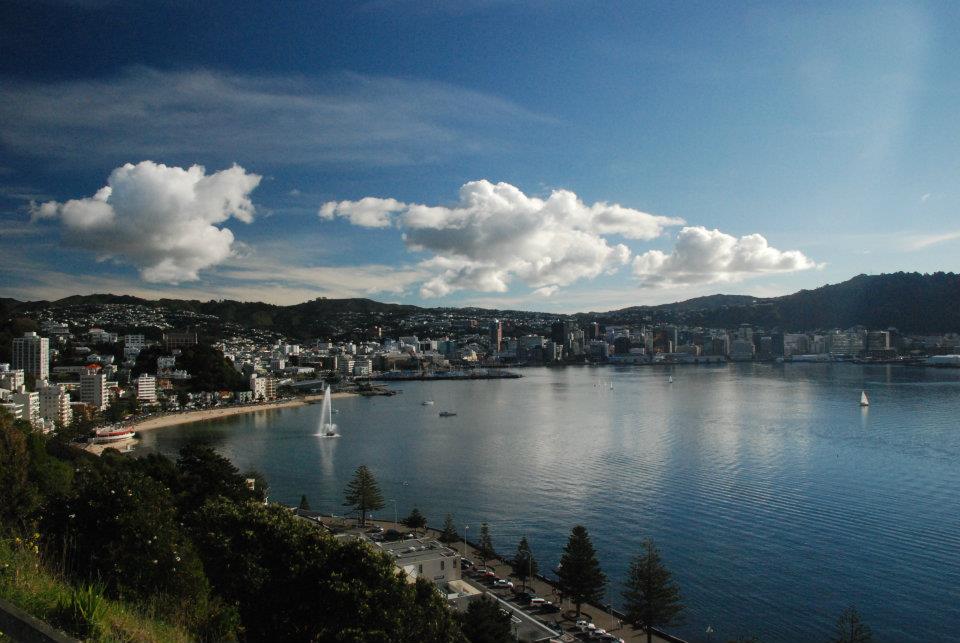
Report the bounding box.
[138,364,960,642]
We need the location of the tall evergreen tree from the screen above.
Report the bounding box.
[298,494,311,511]
[830,606,872,643]
[622,539,684,643]
[342,465,385,526]
[510,536,538,591]
[402,507,427,532]
[558,525,606,617]
[438,513,459,543]
[477,522,495,568]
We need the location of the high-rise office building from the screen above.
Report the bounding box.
[489,319,502,352]
[12,332,49,380]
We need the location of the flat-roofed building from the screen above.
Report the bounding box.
[80,372,108,411]
[377,538,462,587]
[11,389,40,426]
[39,382,72,427]
[136,374,157,403]
[163,329,198,349]
[12,332,49,380]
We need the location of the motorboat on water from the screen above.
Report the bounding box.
[439,411,457,417]
[422,400,435,405]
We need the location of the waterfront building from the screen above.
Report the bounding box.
[378,538,462,586]
[12,332,50,380]
[80,372,109,411]
[729,338,755,361]
[249,375,267,400]
[136,374,157,403]
[264,377,278,400]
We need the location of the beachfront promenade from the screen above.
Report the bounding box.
[317,515,681,643]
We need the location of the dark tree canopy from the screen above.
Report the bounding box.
[343,465,385,526]
[510,536,538,591]
[477,523,495,567]
[460,597,513,643]
[558,525,606,617]
[830,605,872,643]
[403,507,427,531]
[298,494,311,511]
[622,539,684,643]
[439,513,459,544]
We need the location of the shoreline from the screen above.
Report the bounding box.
[82,392,357,455]
[130,391,358,433]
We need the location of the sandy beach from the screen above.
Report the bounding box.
[130,391,357,433]
[83,392,357,455]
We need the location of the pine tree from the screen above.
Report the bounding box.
[510,536,538,591]
[342,465,384,526]
[439,513,459,543]
[622,539,684,643]
[830,606,872,643]
[477,522,496,568]
[297,494,311,511]
[403,507,427,532]
[558,525,606,617]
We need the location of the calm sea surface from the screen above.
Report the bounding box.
[139,364,960,643]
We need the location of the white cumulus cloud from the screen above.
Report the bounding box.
[319,197,403,228]
[632,226,819,285]
[320,180,682,298]
[31,161,261,283]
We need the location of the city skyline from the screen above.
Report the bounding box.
[3,2,960,312]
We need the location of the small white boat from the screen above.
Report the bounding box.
[668,375,674,384]
[860,391,870,407]
[93,427,135,444]
[422,400,435,406]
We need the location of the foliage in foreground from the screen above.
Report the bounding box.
[0,412,462,642]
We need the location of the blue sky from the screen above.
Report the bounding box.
[1,0,958,312]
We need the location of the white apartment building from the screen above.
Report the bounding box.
[250,374,267,400]
[80,372,109,411]
[11,388,40,426]
[353,359,373,376]
[0,367,25,391]
[124,334,146,349]
[136,374,157,403]
[264,377,278,400]
[12,332,50,380]
[39,383,73,427]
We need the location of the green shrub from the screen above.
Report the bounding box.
[57,582,106,638]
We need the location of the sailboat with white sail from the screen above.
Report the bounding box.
[859,391,870,407]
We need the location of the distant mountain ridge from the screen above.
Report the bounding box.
[1,272,958,335]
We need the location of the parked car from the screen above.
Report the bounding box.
[481,570,497,579]
[515,592,534,604]
[576,619,593,632]
[366,526,384,534]
[529,597,546,607]
[460,558,474,569]
[539,602,561,613]
[493,579,514,588]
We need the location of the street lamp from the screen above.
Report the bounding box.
[463,525,469,559]
[392,499,398,529]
